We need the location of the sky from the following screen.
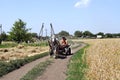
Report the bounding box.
[0,0,120,35]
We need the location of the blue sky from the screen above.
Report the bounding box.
[0,0,120,35]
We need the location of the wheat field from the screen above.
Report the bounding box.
[74,39,120,80]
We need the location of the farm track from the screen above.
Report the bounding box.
[0,43,86,80]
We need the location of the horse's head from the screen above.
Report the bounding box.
[48,35,60,49]
[52,38,59,45]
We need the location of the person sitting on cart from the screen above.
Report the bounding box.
[60,37,69,49]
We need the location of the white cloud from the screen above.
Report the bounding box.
[74,0,91,8]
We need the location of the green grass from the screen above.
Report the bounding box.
[20,59,52,80]
[23,41,48,47]
[72,42,81,49]
[66,45,88,80]
[0,41,48,48]
[0,43,17,48]
[0,52,49,77]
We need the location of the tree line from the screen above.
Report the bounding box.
[58,30,120,38]
[0,19,120,44]
[74,31,120,38]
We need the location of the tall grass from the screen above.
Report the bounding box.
[66,46,88,80]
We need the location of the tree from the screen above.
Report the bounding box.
[0,31,7,44]
[96,32,104,36]
[115,33,120,38]
[0,31,7,41]
[105,33,113,38]
[74,30,82,37]
[58,30,69,37]
[96,32,104,38]
[9,19,31,43]
[83,30,93,38]
[31,33,38,38]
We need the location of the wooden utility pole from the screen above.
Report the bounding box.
[39,23,44,40]
[45,28,47,40]
[0,24,2,35]
[50,23,55,37]
[0,24,2,44]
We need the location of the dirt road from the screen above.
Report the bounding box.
[0,43,85,80]
[35,43,86,80]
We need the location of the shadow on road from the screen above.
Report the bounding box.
[55,53,73,59]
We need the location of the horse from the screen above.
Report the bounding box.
[48,37,60,58]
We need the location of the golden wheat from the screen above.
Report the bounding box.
[74,39,120,80]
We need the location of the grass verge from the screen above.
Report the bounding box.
[0,52,49,77]
[20,59,52,80]
[0,43,17,48]
[0,41,48,48]
[66,45,88,80]
[23,41,48,47]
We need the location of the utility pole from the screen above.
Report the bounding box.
[0,24,2,35]
[39,23,44,40]
[45,29,47,40]
[0,24,2,44]
[50,23,55,37]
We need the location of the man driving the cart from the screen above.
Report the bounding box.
[60,36,71,55]
[60,37,69,49]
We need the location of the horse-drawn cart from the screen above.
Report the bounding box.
[48,37,71,58]
[39,23,71,58]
